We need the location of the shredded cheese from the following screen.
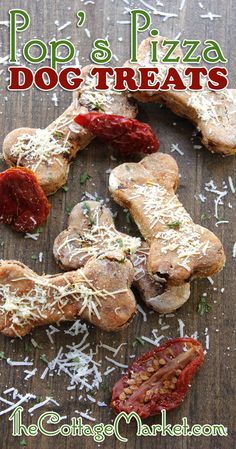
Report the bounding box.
[10,128,70,172]
[0,270,128,334]
[28,397,59,414]
[0,394,35,416]
[187,90,236,124]
[46,344,102,391]
[56,209,141,263]
[130,183,210,270]
[232,243,236,258]
[105,357,128,369]
[79,75,121,112]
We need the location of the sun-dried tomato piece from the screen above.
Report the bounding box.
[0,167,50,233]
[74,112,160,156]
[111,338,204,419]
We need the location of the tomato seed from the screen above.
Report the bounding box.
[124,388,133,395]
[130,385,138,391]
[167,348,175,356]
[119,392,126,401]
[127,379,136,385]
[147,366,155,373]
[140,372,149,380]
[159,388,168,394]
[146,389,153,396]
[153,359,159,367]
[159,358,166,365]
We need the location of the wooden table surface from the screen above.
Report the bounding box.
[0,1,235,448]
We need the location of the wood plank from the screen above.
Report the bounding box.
[0,1,235,448]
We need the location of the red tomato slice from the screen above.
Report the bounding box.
[111,338,204,419]
[74,112,160,157]
[0,167,50,233]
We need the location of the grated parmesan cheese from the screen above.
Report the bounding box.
[170,143,184,156]
[103,366,116,376]
[79,411,96,421]
[178,318,185,338]
[0,394,35,416]
[179,0,186,11]
[187,90,236,124]
[57,21,71,31]
[130,183,210,271]
[105,357,128,369]
[137,304,147,322]
[24,232,40,241]
[233,243,236,258]
[228,176,235,194]
[204,179,228,220]
[84,28,91,38]
[10,129,70,172]
[24,368,37,380]
[56,209,141,264]
[78,74,121,112]
[45,344,102,391]
[200,12,222,21]
[28,397,59,414]
[7,358,33,367]
[0,271,127,334]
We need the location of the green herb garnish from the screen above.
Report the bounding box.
[62,185,69,192]
[93,101,105,112]
[66,204,75,215]
[101,382,109,392]
[40,354,48,364]
[197,297,211,316]
[36,227,43,234]
[167,221,181,229]
[73,357,81,363]
[31,255,38,261]
[116,238,124,247]
[89,390,96,397]
[0,351,6,360]
[133,337,145,348]
[54,131,63,139]
[80,172,92,185]
[201,213,211,222]
[82,202,95,225]
[36,395,45,403]
[31,339,43,349]
[126,212,132,224]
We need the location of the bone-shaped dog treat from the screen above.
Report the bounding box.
[3,65,137,195]
[0,254,136,337]
[109,153,225,285]
[53,201,190,313]
[127,36,236,156]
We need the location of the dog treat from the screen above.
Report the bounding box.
[127,36,236,156]
[0,167,50,232]
[53,201,190,313]
[109,152,225,285]
[2,65,137,195]
[0,254,136,337]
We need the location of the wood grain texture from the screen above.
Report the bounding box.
[0,1,235,448]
